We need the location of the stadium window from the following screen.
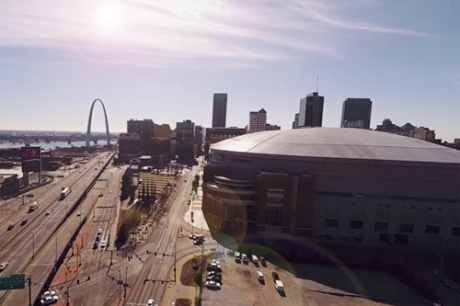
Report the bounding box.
[399,223,414,233]
[349,220,363,229]
[374,222,388,231]
[325,218,339,228]
[425,225,440,235]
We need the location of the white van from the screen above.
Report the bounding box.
[275,280,284,292]
[256,271,264,281]
[251,254,259,263]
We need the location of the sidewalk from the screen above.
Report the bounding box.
[183,171,209,232]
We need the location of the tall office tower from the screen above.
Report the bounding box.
[176,119,195,144]
[341,98,373,129]
[248,108,267,133]
[298,92,324,128]
[127,119,154,151]
[212,93,227,128]
[292,113,299,129]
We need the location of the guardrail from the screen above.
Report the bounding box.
[30,153,115,305]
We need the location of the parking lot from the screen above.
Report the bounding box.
[200,252,430,306]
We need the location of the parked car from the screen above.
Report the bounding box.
[242,254,248,264]
[7,223,15,230]
[260,256,266,266]
[45,211,51,216]
[100,240,107,248]
[40,295,58,305]
[146,298,155,306]
[21,219,28,226]
[257,271,264,282]
[206,275,221,282]
[205,280,221,289]
[272,271,280,282]
[207,271,222,277]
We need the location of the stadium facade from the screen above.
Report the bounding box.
[202,128,460,250]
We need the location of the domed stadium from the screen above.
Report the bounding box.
[202,127,460,253]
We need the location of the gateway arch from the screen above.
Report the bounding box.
[85,99,111,146]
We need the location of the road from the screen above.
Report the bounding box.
[125,166,199,305]
[81,165,125,276]
[0,169,74,225]
[0,153,114,306]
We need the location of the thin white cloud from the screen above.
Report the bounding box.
[0,0,429,68]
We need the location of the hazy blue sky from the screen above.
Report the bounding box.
[0,0,459,141]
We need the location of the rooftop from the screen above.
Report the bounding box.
[210,128,460,164]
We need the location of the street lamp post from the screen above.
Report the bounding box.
[118,270,122,300]
[124,265,133,300]
[55,234,58,264]
[30,232,35,259]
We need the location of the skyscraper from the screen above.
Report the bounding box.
[212,93,227,128]
[298,92,324,128]
[176,119,195,144]
[127,119,154,151]
[248,108,267,133]
[341,98,372,129]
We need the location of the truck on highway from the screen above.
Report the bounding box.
[29,201,38,212]
[60,187,71,200]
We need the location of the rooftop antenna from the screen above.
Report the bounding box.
[316,75,319,92]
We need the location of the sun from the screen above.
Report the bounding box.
[91,0,126,38]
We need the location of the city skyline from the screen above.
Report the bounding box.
[0,0,459,141]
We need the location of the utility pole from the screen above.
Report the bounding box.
[118,270,121,300]
[174,242,177,283]
[28,277,32,306]
[30,232,35,259]
[55,234,58,264]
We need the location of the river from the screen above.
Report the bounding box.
[0,141,112,150]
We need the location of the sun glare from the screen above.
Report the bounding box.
[91,1,126,38]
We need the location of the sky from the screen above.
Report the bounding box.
[0,0,459,141]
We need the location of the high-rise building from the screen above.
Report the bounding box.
[127,119,154,151]
[341,98,372,129]
[176,119,195,144]
[175,119,195,161]
[153,123,172,139]
[248,109,267,133]
[212,93,227,128]
[292,113,299,129]
[194,125,204,157]
[298,92,324,128]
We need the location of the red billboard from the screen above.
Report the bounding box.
[21,146,42,173]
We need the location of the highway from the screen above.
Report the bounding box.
[0,170,74,224]
[125,166,199,305]
[0,153,114,306]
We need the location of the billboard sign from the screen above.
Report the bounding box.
[0,274,25,291]
[21,146,41,173]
